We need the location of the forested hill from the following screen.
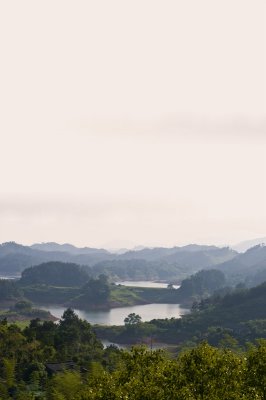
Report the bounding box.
[0,241,237,281]
[214,244,266,285]
[157,280,266,345]
[20,262,89,287]
[2,241,266,287]
[0,242,111,275]
[118,244,234,263]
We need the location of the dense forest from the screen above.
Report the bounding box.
[20,262,89,287]
[0,309,266,399]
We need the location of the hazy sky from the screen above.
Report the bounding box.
[0,1,265,248]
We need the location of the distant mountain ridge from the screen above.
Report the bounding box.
[0,241,237,279]
[31,242,109,255]
[2,240,266,286]
[0,242,111,275]
[214,244,266,285]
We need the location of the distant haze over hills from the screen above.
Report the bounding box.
[0,240,266,286]
[232,237,266,253]
[214,244,266,285]
[31,242,109,255]
[1,236,265,256]
[0,241,236,277]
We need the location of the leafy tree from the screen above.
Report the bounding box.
[124,313,142,325]
[246,340,266,399]
[55,308,103,362]
[81,275,110,305]
[48,371,83,400]
[2,358,16,388]
[177,342,245,400]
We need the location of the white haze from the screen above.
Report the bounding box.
[0,1,265,248]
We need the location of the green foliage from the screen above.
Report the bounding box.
[0,311,107,398]
[23,274,112,309]
[0,310,266,400]
[0,279,22,301]
[79,275,110,306]
[157,281,266,346]
[179,269,226,299]
[68,343,266,400]
[56,308,102,360]
[124,313,142,325]
[20,262,89,287]
[110,285,144,306]
[48,371,83,400]
[2,358,16,388]
[0,303,55,324]
[246,339,266,399]
[22,285,80,304]
[177,342,245,399]
[14,301,32,311]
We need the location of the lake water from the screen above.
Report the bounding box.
[0,275,20,280]
[41,303,189,326]
[115,280,180,289]
[39,280,187,325]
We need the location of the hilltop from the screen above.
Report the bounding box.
[0,241,236,282]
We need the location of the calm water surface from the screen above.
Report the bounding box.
[40,280,187,325]
[41,303,189,326]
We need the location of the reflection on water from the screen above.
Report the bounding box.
[40,303,189,326]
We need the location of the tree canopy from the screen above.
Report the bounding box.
[20,262,90,287]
